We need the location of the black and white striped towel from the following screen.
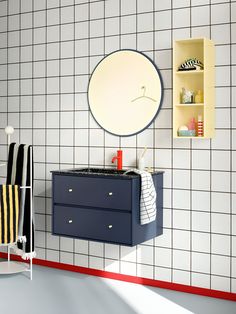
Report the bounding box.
[125,169,157,225]
[6,143,35,260]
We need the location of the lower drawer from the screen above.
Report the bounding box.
[53,205,132,245]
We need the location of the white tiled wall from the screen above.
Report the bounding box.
[0,0,235,294]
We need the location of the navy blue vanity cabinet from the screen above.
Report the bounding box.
[51,170,163,246]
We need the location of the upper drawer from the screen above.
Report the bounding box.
[53,175,132,211]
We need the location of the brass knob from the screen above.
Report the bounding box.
[108,225,113,229]
[68,188,73,193]
[68,220,73,224]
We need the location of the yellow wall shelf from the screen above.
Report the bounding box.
[173,38,215,139]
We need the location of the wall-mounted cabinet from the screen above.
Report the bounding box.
[173,38,215,138]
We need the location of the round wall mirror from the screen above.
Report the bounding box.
[88,50,164,136]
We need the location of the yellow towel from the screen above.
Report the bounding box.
[0,185,19,244]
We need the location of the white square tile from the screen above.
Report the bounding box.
[90,19,104,37]
[173,169,190,189]
[173,250,190,271]
[60,130,74,147]
[47,8,59,26]
[212,130,230,150]
[33,44,45,61]
[47,43,59,59]
[173,0,190,8]
[34,27,46,44]
[216,108,230,129]
[154,228,171,248]
[47,77,59,94]
[89,241,104,257]
[211,24,230,45]
[121,246,136,263]
[212,171,230,193]
[191,5,210,26]
[75,129,88,146]
[33,61,45,78]
[120,261,136,276]
[216,45,230,66]
[173,269,190,286]
[192,211,210,232]
[90,129,104,147]
[154,266,171,282]
[61,41,74,58]
[211,255,230,277]
[192,231,210,253]
[105,0,119,17]
[212,213,230,234]
[137,264,154,279]
[46,233,59,250]
[75,254,88,267]
[173,190,190,209]
[192,252,210,273]
[211,234,230,255]
[155,30,171,50]
[192,170,210,190]
[137,13,153,32]
[61,6,74,24]
[61,76,74,93]
[216,66,230,87]
[154,129,171,149]
[192,191,210,212]
[90,1,104,19]
[47,130,59,146]
[61,23,74,41]
[155,11,171,30]
[8,15,20,31]
[21,12,32,29]
[121,15,136,34]
[105,259,120,273]
[105,17,119,36]
[75,147,88,164]
[60,237,74,252]
[89,256,104,270]
[173,8,190,28]
[137,245,153,265]
[90,37,104,55]
[173,209,190,230]
[105,35,120,54]
[75,4,88,22]
[75,239,88,254]
[173,150,190,169]
[211,276,230,293]
[75,21,89,39]
[212,192,230,213]
[211,3,230,24]
[192,150,210,170]
[191,273,210,289]
[191,26,210,38]
[212,150,230,171]
[154,247,171,267]
[34,11,46,28]
[60,252,73,265]
[46,249,59,263]
[137,32,153,51]
[104,244,119,260]
[121,0,136,15]
[90,147,104,165]
[173,230,190,250]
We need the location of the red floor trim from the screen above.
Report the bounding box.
[1,252,235,302]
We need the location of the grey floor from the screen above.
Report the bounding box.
[0,264,235,314]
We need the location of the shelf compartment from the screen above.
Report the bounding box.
[175,70,204,75]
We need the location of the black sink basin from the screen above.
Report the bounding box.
[71,168,128,175]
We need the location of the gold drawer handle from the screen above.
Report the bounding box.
[68,220,73,224]
[108,225,113,229]
[68,188,73,193]
[108,192,113,196]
